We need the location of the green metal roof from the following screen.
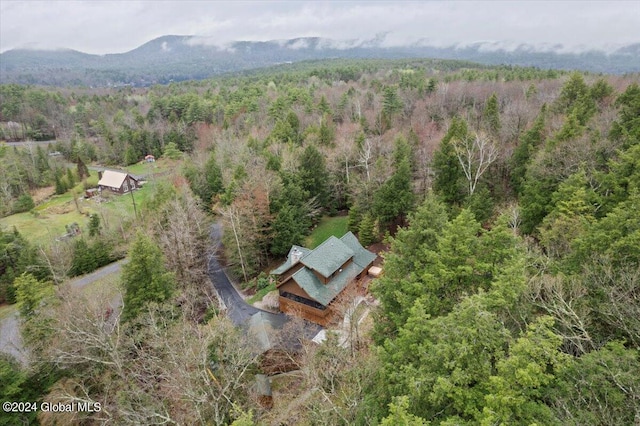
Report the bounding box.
[271,245,312,275]
[340,232,377,269]
[291,260,361,306]
[271,231,377,307]
[300,236,354,278]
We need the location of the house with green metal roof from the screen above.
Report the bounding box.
[271,231,376,326]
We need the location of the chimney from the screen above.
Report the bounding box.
[291,248,303,265]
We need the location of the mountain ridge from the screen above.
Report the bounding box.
[1,35,639,86]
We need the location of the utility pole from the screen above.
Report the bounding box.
[130,180,138,220]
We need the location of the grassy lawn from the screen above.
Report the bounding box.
[0,158,180,244]
[0,189,148,243]
[125,158,178,176]
[247,282,277,304]
[1,181,153,243]
[306,215,349,249]
[1,202,89,243]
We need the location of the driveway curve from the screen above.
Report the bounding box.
[208,224,284,326]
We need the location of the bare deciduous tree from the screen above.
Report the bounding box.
[453,132,498,195]
[154,189,213,320]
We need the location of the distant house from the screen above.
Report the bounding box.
[271,232,376,326]
[97,170,140,194]
[144,154,155,163]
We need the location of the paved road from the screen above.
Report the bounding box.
[208,224,265,325]
[0,259,126,364]
[0,312,27,364]
[70,259,128,289]
[4,140,57,147]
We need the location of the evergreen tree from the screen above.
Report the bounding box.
[556,72,596,125]
[318,116,335,146]
[270,173,313,256]
[121,233,175,322]
[88,213,101,237]
[124,145,139,165]
[519,173,557,235]
[347,203,363,233]
[14,273,52,319]
[65,168,76,188]
[204,153,224,201]
[184,153,224,206]
[426,78,437,94]
[372,195,449,330]
[70,239,97,276]
[380,397,428,426]
[511,107,546,195]
[539,170,596,262]
[484,92,501,136]
[610,82,640,149]
[270,203,309,256]
[298,145,330,208]
[163,142,183,160]
[12,194,35,213]
[0,355,27,415]
[381,85,403,130]
[317,95,332,115]
[464,184,494,223]
[54,173,67,195]
[432,117,467,205]
[373,137,415,227]
[358,212,377,246]
[76,158,90,180]
[0,228,48,304]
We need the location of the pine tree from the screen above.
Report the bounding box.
[54,173,67,195]
[373,138,414,227]
[270,203,309,256]
[66,168,76,188]
[14,273,52,319]
[121,232,175,322]
[163,142,183,160]
[511,107,546,195]
[432,117,467,205]
[298,145,330,208]
[484,92,501,136]
[358,212,377,246]
[88,213,101,237]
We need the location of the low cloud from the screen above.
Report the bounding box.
[1,1,638,54]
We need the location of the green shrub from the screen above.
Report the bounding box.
[12,194,35,213]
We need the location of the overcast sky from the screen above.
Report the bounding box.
[1,1,638,54]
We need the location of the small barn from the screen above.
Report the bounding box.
[97,170,140,194]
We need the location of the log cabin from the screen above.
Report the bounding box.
[271,232,376,326]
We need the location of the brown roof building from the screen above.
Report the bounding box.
[97,170,140,194]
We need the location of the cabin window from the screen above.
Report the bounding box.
[123,182,129,192]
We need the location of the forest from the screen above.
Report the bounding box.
[1,57,639,425]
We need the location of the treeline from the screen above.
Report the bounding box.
[1,59,639,423]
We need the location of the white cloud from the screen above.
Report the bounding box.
[1,1,638,54]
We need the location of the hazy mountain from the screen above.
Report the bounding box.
[1,35,638,86]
